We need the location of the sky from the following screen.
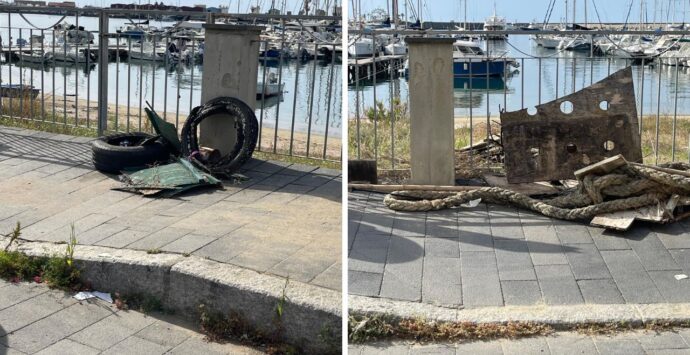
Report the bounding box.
[349,0,690,24]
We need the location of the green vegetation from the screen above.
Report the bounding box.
[350,100,690,171]
[349,314,690,344]
[114,292,165,313]
[0,223,80,289]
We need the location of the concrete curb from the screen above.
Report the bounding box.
[9,238,341,352]
[350,294,690,326]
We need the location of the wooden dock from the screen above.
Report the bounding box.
[348,54,407,84]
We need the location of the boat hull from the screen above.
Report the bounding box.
[453,60,506,77]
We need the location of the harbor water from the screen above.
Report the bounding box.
[0,13,342,138]
[349,35,690,121]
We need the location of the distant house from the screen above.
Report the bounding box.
[47,1,74,7]
[14,0,46,6]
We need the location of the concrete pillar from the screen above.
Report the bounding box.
[405,37,455,185]
[199,24,263,155]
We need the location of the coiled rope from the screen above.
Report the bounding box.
[384,161,690,221]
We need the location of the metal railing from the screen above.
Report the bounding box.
[0,6,342,161]
[348,29,690,172]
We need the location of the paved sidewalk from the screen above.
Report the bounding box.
[349,191,690,307]
[0,280,263,354]
[0,127,341,290]
[349,329,690,354]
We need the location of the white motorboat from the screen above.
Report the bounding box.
[257,73,284,99]
[483,6,507,39]
[129,42,167,62]
[348,37,376,58]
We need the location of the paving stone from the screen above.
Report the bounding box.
[0,282,46,311]
[424,237,460,258]
[34,339,100,355]
[501,336,550,355]
[425,213,458,239]
[422,257,462,306]
[291,173,332,187]
[167,335,263,355]
[648,271,690,303]
[100,335,171,355]
[534,264,584,305]
[501,280,542,305]
[409,344,455,354]
[669,249,690,273]
[455,341,503,354]
[546,333,598,355]
[233,240,304,273]
[458,207,495,252]
[69,311,156,350]
[392,212,426,238]
[592,336,645,355]
[626,228,682,271]
[349,234,390,274]
[76,223,128,245]
[95,229,153,248]
[652,223,690,250]
[461,251,503,307]
[269,245,339,284]
[494,240,536,281]
[553,219,593,244]
[134,321,195,348]
[564,243,612,280]
[126,227,192,250]
[0,292,70,335]
[358,209,395,236]
[488,204,525,240]
[589,227,633,251]
[1,302,111,354]
[349,270,383,297]
[194,232,258,263]
[638,331,689,350]
[160,234,216,254]
[379,236,424,301]
[519,210,569,266]
[310,262,342,290]
[601,250,664,303]
[577,279,625,304]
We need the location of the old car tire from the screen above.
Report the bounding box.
[92,132,171,174]
[181,96,259,174]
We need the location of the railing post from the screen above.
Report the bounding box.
[405,37,455,185]
[97,10,109,136]
[199,24,262,155]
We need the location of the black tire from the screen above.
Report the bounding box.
[92,132,171,174]
[181,96,259,174]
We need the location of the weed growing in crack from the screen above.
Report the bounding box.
[114,293,165,313]
[0,223,80,289]
[3,222,21,252]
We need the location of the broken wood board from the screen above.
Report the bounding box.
[482,174,560,196]
[574,155,627,180]
[501,67,642,183]
[590,195,680,231]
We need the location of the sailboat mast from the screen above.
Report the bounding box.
[572,0,576,27]
[392,0,399,28]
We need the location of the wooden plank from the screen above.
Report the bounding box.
[574,154,627,180]
[482,174,559,196]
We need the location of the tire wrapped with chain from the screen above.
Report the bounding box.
[180,97,258,178]
[384,162,690,220]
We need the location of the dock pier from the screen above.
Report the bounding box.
[348,54,406,84]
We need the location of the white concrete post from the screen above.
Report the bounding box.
[199,24,263,155]
[405,37,455,185]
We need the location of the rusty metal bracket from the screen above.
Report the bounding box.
[501,67,642,183]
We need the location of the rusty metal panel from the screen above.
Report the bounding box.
[501,67,642,183]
